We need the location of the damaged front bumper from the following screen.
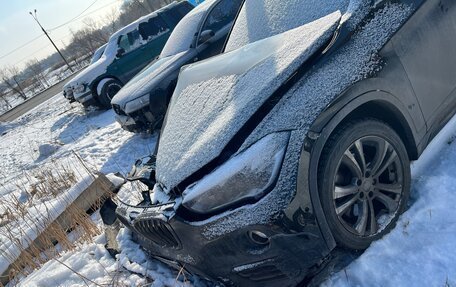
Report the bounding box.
[115,197,330,286]
[113,105,164,133]
[109,133,335,286]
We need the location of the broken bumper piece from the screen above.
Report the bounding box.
[115,201,330,287]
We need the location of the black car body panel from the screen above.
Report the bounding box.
[111,0,244,133]
[115,0,456,285]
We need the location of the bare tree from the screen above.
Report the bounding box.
[144,0,174,11]
[25,58,50,89]
[0,67,27,100]
[0,84,12,109]
[102,7,121,34]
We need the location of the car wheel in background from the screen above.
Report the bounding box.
[318,119,410,250]
[98,78,123,108]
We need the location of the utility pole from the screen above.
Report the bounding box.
[29,9,74,72]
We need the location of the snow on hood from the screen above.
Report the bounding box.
[68,56,112,89]
[156,11,343,190]
[201,3,413,239]
[111,51,187,108]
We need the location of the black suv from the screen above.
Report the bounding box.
[111,0,243,133]
[115,0,456,286]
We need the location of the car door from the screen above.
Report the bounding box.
[195,0,243,60]
[392,0,456,130]
[108,29,146,82]
[138,15,172,65]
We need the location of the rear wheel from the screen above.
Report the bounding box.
[319,119,410,250]
[98,79,122,108]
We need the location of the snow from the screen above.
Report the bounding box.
[72,5,175,100]
[225,0,349,52]
[1,1,456,286]
[322,114,456,287]
[90,44,107,65]
[201,2,412,240]
[111,52,187,109]
[0,64,77,116]
[160,0,215,57]
[0,93,194,286]
[0,97,156,187]
[14,214,197,287]
[157,11,342,190]
[0,175,95,276]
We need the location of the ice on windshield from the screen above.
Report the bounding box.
[160,0,216,57]
[225,0,350,52]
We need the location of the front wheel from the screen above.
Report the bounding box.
[98,79,122,108]
[318,119,410,250]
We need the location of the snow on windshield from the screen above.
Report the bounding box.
[90,45,106,64]
[225,0,350,52]
[160,0,215,57]
[202,3,413,239]
[157,12,342,190]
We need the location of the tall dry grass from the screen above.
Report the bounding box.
[0,153,115,285]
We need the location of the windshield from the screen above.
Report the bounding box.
[90,45,106,64]
[160,0,214,57]
[225,0,349,52]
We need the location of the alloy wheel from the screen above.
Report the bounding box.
[332,136,404,237]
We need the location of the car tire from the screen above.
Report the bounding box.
[318,119,410,250]
[98,79,122,108]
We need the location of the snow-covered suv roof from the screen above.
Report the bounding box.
[110,1,180,40]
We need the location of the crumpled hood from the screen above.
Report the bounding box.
[156,11,342,190]
[71,55,112,89]
[111,51,188,108]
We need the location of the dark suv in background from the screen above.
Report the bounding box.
[111,0,243,133]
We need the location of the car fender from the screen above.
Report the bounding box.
[300,77,426,250]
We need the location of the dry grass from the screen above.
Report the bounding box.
[0,154,115,285]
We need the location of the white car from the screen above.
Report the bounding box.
[63,44,106,102]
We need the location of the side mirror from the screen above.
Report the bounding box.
[116,48,125,58]
[198,29,215,45]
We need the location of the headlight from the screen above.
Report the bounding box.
[182,132,290,214]
[74,84,86,94]
[125,94,150,114]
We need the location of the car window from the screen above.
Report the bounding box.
[139,16,169,41]
[117,29,141,53]
[198,0,242,42]
[162,2,194,26]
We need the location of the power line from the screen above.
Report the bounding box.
[48,0,122,32]
[1,0,122,66]
[16,43,52,64]
[16,32,75,65]
[0,34,45,60]
[48,0,100,31]
[0,0,119,60]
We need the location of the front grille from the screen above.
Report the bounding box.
[133,218,180,248]
[236,264,288,282]
[112,104,126,116]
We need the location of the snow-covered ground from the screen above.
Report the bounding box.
[0,90,456,286]
[323,114,456,287]
[0,62,88,115]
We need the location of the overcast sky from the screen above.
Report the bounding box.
[0,0,124,69]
